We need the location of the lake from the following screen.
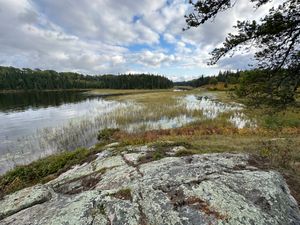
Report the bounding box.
[0,90,132,174]
[0,90,255,175]
[1,91,97,145]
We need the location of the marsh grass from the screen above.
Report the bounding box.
[0,146,107,198]
[213,91,300,130]
[2,88,300,203]
[2,89,253,174]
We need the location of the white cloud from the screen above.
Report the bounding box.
[0,0,280,80]
[136,50,177,67]
[163,33,176,43]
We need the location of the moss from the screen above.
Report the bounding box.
[150,141,192,149]
[111,188,132,201]
[0,147,104,197]
[152,150,164,160]
[97,204,106,215]
[138,148,168,164]
[175,149,198,157]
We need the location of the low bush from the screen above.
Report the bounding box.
[258,138,296,169]
[97,128,120,141]
[0,148,97,197]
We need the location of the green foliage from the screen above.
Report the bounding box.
[152,150,165,160]
[185,0,300,106]
[209,77,218,85]
[137,141,194,163]
[137,148,168,164]
[97,128,120,141]
[175,70,240,87]
[258,139,295,169]
[262,114,300,129]
[186,0,299,69]
[0,148,95,197]
[175,149,197,157]
[235,69,299,107]
[0,66,173,90]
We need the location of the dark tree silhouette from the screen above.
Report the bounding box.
[0,66,173,90]
[185,0,300,106]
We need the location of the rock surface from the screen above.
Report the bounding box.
[1,145,300,225]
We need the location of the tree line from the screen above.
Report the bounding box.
[0,66,173,90]
[175,70,241,87]
[176,68,299,107]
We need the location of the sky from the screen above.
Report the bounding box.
[0,0,280,81]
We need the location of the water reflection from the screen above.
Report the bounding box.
[0,90,90,112]
[0,98,133,174]
[184,95,256,128]
[0,92,257,175]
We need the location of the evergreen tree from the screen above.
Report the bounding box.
[185,0,300,106]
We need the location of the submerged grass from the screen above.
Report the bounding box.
[1,88,299,203]
[110,90,204,126]
[213,90,300,130]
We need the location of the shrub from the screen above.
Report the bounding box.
[0,148,95,197]
[258,139,295,169]
[97,128,120,141]
[262,115,300,129]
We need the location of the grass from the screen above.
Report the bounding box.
[87,89,170,97]
[0,146,107,198]
[1,88,299,204]
[103,89,205,128]
[149,140,193,149]
[138,148,167,163]
[213,90,300,130]
[111,188,132,201]
[97,128,120,142]
[111,115,300,204]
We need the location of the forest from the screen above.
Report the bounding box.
[177,69,299,107]
[175,70,241,87]
[0,66,174,90]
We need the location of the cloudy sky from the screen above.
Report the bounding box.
[0,0,279,81]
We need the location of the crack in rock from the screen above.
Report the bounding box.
[121,154,144,177]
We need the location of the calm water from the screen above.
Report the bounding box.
[0,91,97,149]
[0,91,255,174]
[0,91,130,174]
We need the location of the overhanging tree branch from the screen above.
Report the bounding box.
[185,0,300,106]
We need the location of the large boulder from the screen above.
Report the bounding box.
[1,148,299,225]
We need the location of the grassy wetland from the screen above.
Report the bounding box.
[0,86,299,202]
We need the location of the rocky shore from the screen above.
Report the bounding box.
[1,144,299,225]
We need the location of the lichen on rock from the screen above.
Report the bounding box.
[0,146,299,225]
